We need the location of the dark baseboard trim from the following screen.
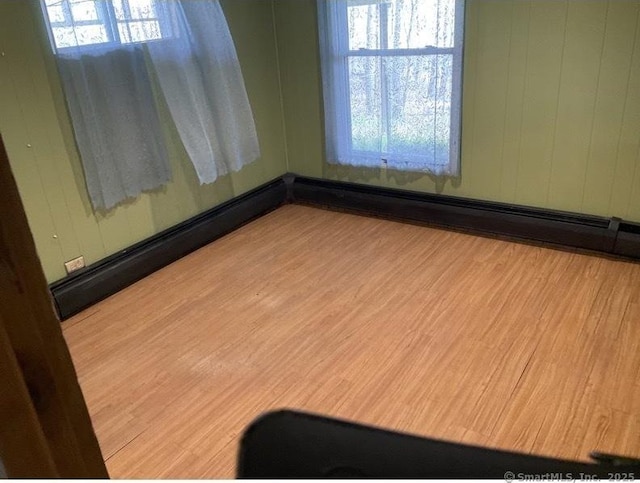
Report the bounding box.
[50,177,287,320]
[51,172,640,320]
[290,174,640,261]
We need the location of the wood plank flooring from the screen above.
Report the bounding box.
[62,204,640,478]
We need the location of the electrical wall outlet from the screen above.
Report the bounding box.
[64,256,85,274]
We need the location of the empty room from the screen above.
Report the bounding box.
[1,0,639,478]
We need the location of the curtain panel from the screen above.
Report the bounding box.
[43,0,260,211]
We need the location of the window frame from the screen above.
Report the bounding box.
[41,0,177,54]
[324,0,466,174]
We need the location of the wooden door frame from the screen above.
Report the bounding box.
[0,134,108,478]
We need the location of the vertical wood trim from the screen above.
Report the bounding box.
[0,134,108,478]
[0,321,57,477]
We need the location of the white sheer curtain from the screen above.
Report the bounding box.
[43,0,259,211]
[317,0,465,176]
[147,1,259,184]
[56,44,171,211]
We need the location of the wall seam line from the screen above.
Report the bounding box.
[271,0,291,173]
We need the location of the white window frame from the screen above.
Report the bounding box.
[319,0,466,175]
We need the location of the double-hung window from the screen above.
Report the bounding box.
[42,0,176,51]
[318,0,465,175]
[38,0,260,211]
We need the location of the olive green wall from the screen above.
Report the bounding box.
[275,0,640,221]
[3,0,640,283]
[0,0,287,283]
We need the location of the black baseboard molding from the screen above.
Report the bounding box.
[50,177,287,320]
[290,175,640,261]
[51,173,640,320]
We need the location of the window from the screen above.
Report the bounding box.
[39,0,260,211]
[42,0,176,51]
[318,0,465,175]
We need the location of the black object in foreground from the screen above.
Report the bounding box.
[237,410,640,479]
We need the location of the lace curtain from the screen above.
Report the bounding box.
[43,0,260,211]
[317,0,465,176]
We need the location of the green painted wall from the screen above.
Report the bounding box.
[0,0,287,283]
[275,0,640,221]
[2,0,640,283]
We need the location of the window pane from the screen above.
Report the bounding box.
[349,56,382,152]
[73,24,109,45]
[348,54,453,168]
[113,0,126,19]
[129,0,157,19]
[386,54,452,167]
[389,0,456,49]
[117,22,132,43]
[119,20,161,43]
[51,24,109,48]
[348,0,457,51]
[348,3,380,50]
[115,0,170,43]
[114,0,157,20]
[70,0,99,21]
[52,26,78,49]
[46,4,66,23]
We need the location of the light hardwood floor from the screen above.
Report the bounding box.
[62,204,640,478]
